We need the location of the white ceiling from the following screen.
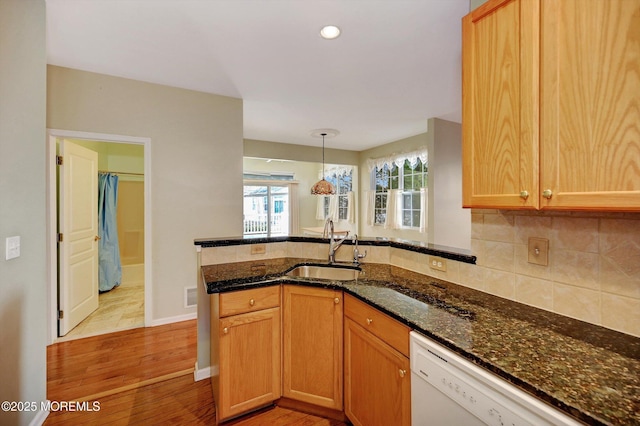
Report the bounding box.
[45,0,470,151]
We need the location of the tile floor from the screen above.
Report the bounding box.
[57,264,145,342]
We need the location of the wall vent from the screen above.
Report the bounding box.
[185,287,197,308]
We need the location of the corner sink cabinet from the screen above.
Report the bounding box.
[344,294,412,426]
[462,0,640,210]
[282,285,343,411]
[210,284,411,424]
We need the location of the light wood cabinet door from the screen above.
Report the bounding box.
[282,285,343,410]
[540,0,640,210]
[463,0,640,211]
[218,307,281,421]
[344,318,411,426]
[462,0,540,209]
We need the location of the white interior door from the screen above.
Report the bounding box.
[58,139,99,336]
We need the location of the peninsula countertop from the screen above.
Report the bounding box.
[202,258,640,426]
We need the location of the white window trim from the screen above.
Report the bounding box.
[368,150,428,231]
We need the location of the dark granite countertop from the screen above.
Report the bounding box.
[195,235,477,264]
[202,258,640,426]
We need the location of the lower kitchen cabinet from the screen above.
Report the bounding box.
[282,285,343,410]
[211,286,281,422]
[344,295,411,426]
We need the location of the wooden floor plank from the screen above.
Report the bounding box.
[46,319,348,425]
[47,319,196,402]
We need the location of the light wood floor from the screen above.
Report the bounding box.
[46,319,348,425]
[58,264,145,342]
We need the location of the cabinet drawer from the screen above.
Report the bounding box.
[344,294,410,357]
[220,285,280,317]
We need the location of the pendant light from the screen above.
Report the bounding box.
[311,132,336,195]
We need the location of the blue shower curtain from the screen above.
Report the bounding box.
[98,173,122,292]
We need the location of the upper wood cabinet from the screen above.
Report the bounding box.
[462,0,640,211]
[282,285,343,410]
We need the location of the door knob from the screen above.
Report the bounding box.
[94,235,101,241]
[519,191,529,200]
[542,189,553,199]
[366,318,373,325]
[334,297,340,304]
[399,369,407,378]
[249,299,255,306]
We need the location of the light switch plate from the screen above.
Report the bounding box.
[6,236,20,260]
[528,237,549,266]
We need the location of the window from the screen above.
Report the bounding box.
[401,158,427,227]
[370,152,428,229]
[243,184,289,237]
[373,163,399,224]
[322,169,353,220]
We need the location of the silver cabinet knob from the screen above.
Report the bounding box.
[520,191,529,199]
[542,189,553,199]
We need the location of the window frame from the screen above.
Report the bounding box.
[371,158,427,229]
[323,169,353,221]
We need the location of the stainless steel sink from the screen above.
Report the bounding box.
[285,264,362,281]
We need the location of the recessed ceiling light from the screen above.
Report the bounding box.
[320,25,341,40]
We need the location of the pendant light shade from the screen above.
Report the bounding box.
[311,132,336,195]
[311,177,335,195]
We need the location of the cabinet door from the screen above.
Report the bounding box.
[462,0,539,208]
[282,285,343,410]
[540,0,640,210]
[344,318,411,426]
[218,307,281,421]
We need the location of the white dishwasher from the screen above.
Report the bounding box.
[410,331,582,426]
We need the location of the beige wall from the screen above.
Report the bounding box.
[469,0,486,11]
[0,1,47,425]
[427,118,470,249]
[47,65,244,321]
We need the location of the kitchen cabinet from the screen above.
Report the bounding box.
[462,0,640,211]
[211,286,281,422]
[344,294,411,426]
[282,285,343,410]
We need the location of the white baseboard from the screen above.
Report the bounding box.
[194,361,214,381]
[149,312,196,327]
[29,408,49,426]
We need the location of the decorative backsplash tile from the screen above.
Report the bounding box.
[460,210,640,337]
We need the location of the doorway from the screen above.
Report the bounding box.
[46,129,152,345]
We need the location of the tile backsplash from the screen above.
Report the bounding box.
[462,210,640,337]
[199,212,640,338]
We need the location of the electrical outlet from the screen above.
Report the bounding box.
[251,244,266,255]
[429,256,447,272]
